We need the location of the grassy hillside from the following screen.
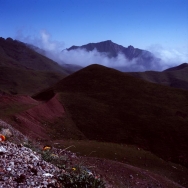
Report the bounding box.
[0,37,67,73]
[0,37,70,95]
[129,63,188,90]
[0,66,67,95]
[33,64,188,168]
[49,139,188,186]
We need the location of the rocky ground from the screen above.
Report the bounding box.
[0,141,62,187]
[0,120,186,188]
[0,120,103,188]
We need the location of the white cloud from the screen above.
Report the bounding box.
[15,29,140,70]
[15,29,64,52]
[148,44,188,70]
[39,30,63,52]
[15,29,188,72]
[59,48,128,67]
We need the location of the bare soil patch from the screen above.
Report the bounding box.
[1,94,65,140]
[81,157,185,188]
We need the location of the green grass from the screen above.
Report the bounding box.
[33,64,188,169]
[2,64,188,186]
[22,140,106,188]
[0,38,71,95]
[0,65,67,95]
[0,104,36,117]
[0,38,68,74]
[129,65,188,90]
[42,118,86,141]
[51,139,188,187]
[58,91,188,166]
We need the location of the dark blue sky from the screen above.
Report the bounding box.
[0,0,187,50]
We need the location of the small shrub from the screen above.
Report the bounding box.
[23,140,38,151]
[57,171,105,188]
[41,150,68,169]
[23,142,106,187]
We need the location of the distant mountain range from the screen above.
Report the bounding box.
[1,36,188,92]
[67,40,161,71]
[67,39,188,90]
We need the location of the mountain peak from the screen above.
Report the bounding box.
[101,40,113,43]
[67,40,160,71]
[87,40,114,46]
[6,37,14,42]
[128,45,134,49]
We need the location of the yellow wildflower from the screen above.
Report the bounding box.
[51,154,58,158]
[43,146,51,151]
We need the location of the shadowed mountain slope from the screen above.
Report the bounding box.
[129,63,188,90]
[0,37,67,73]
[0,66,66,95]
[33,64,188,168]
[27,43,83,74]
[0,37,68,95]
[164,63,188,72]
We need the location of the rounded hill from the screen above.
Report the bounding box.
[33,64,188,168]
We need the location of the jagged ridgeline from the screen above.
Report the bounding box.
[66,40,161,71]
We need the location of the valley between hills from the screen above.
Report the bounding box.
[0,37,188,187]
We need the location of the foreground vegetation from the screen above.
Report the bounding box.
[41,149,105,188]
[1,64,188,187]
[50,139,188,187]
